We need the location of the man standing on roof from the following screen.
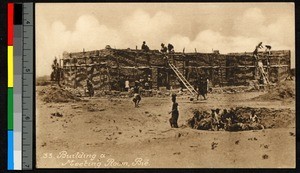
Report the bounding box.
[265,45,272,55]
[253,42,269,87]
[253,42,265,69]
[253,42,263,60]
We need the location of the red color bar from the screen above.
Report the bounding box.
[8,3,14,46]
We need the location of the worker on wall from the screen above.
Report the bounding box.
[160,43,168,53]
[167,43,174,53]
[253,42,269,87]
[141,41,150,52]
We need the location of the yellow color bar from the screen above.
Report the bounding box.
[8,46,13,87]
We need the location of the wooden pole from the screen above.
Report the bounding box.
[74,65,77,89]
[107,67,111,91]
[85,56,87,80]
[117,58,121,91]
[210,55,213,86]
[218,56,222,87]
[59,58,62,81]
[166,67,170,89]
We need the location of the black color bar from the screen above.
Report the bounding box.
[14,3,22,25]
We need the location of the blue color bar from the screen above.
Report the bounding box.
[8,130,14,170]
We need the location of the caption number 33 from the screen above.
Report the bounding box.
[42,153,53,159]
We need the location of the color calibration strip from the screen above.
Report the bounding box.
[8,3,14,170]
[8,3,24,170]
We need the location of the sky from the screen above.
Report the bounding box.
[36,3,295,77]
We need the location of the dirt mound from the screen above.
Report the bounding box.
[234,107,295,129]
[38,86,81,103]
[36,75,52,86]
[212,85,256,94]
[253,80,295,101]
[187,107,295,131]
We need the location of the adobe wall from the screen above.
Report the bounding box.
[60,48,291,90]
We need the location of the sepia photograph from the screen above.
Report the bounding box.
[35,3,295,168]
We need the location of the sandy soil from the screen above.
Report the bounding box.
[36,87,295,168]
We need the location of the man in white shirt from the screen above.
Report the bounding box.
[125,78,130,92]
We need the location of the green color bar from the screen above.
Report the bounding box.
[8,87,13,130]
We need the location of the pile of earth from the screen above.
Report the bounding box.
[36,75,52,86]
[38,86,81,103]
[211,85,256,94]
[253,80,295,101]
[187,107,294,132]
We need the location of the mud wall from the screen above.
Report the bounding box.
[60,49,290,90]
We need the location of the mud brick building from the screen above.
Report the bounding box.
[60,48,291,90]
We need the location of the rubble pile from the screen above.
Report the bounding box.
[211,85,256,94]
[39,86,81,103]
[253,80,295,101]
[36,76,52,86]
[187,107,294,131]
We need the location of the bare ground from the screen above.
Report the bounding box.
[36,86,295,168]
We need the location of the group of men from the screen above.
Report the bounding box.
[119,75,152,92]
[141,41,174,53]
[189,108,262,131]
[253,42,272,60]
[160,43,174,53]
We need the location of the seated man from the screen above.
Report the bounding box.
[210,109,219,131]
[249,110,259,123]
[167,43,174,53]
[160,43,167,53]
[141,41,150,52]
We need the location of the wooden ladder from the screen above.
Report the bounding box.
[258,62,270,85]
[168,61,198,96]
